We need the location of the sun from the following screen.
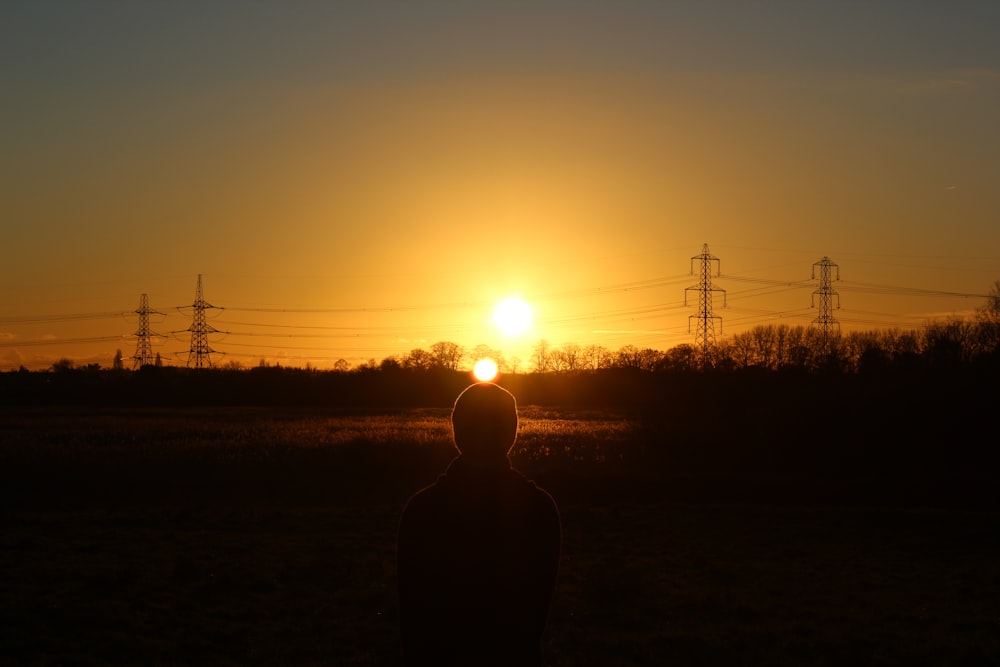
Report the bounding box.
[472,358,499,382]
[493,297,533,336]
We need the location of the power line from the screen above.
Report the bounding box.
[1,274,985,328]
[0,311,128,324]
[0,335,126,348]
[0,266,992,367]
[721,274,987,300]
[837,281,987,299]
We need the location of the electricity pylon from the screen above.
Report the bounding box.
[685,243,726,358]
[182,274,223,368]
[132,293,164,369]
[811,256,841,349]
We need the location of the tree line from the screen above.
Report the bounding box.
[292,282,1000,375]
[14,281,1000,377]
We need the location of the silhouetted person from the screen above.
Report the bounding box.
[397,382,561,666]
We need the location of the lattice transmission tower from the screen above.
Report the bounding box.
[132,293,164,369]
[685,243,727,356]
[811,256,841,348]
[182,274,224,368]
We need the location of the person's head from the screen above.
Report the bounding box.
[451,382,518,462]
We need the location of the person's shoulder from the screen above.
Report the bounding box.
[510,471,560,513]
[509,468,551,494]
[402,476,449,514]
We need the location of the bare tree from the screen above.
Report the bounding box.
[380,356,403,372]
[403,348,434,371]
[51,358,74,372]
[533,339,553,372]
[548,348,569,372]
[978,279,1000,323]
[581,344,612,370]
[430,341,464,370]
[923,318,976,367]
[974,279,1000,354]
[639,348,668,371]
[663,343,698,371]
[614,345,642,369]
[752,326,779,370]
[560,343,582,372]
[727,331,756,369]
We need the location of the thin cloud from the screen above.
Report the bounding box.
[816,68,1000,98]
[886,68,1000,96]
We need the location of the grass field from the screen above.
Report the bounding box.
[2,406,998,666]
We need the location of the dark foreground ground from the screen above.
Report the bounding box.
[5,502,1000,666]
[2,405,999,666]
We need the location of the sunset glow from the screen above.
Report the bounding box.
[493,298,534,337]
[2,3,998,371]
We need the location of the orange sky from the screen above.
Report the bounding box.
[2,2,999,370]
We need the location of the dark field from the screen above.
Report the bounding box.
[2,405,998,666]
